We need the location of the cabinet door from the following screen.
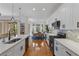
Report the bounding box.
[1,49,14,56]
[54,40,62,56]
[54,40,78,56]
[64,47,77,56]
[1,45,20,56]
[59,4,75,30]
[0,52,9,56]
[0,39,25,56]
[59,44,77,56]
[17,39,25,56]
[13,39,25,56]
[71,4,79,29]
[55,42,66,56]
[59,44,68,56]
[54,40,58,55]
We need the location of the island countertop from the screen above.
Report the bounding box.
[0,35,29,55]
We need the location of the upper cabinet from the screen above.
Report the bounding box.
[71,4,79,29]
[63,4,79,30]
[48,4,79,30]
[60,4,73,30]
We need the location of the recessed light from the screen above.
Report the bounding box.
[32,8,36,11]
[42,8,46,11]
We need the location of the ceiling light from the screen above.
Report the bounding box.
[42,8,46,11]
[32,8,36,11]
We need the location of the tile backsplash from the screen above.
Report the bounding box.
[66,30,79,42]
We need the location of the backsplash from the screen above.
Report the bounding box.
[66,30,79,42]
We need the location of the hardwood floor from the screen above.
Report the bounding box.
[24,40,53,56]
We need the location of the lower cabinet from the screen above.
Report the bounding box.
[63,47,77,56]
[1,39,25,56]
[54,40,64,56]
[54,40,77,56]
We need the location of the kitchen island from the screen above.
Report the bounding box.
[0,35,28,56]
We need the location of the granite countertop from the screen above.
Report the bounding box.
[55,38,79,56]
[0,35,29,55]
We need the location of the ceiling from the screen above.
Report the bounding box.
[0,3,62,21]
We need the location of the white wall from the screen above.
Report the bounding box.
[47,3,79,30]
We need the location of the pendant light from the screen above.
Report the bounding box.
[11,3,14,21]
[19,7,21,22]
[19,7,21,17]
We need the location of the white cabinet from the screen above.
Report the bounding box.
[63,46,77,56]
[54,40,66,56]
[54,40,60,56]
[16,39,25,56]
[1,39,25,56]
[54,40,77,56]
[71,4,79,29]
[11,39,25,56]
[54,40,63,56]
[59,4,74,30]
[48,4,79,30]
[60,4,79,30]
[0,50,13,56]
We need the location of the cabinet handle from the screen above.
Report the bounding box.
[56,46,58,51]
[20,46,23,51]
[65,51,71,56]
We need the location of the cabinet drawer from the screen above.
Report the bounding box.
[54,40,78,56]
[1,50,13,56]
[64,48,77,56]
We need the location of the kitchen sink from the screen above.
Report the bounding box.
[4,38,21,44]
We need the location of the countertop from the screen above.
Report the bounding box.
[0,35,29,55]
[55,38,79,56]
[48,33,57,36]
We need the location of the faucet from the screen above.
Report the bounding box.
[8,28,11,41]
[1,28,11,43]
